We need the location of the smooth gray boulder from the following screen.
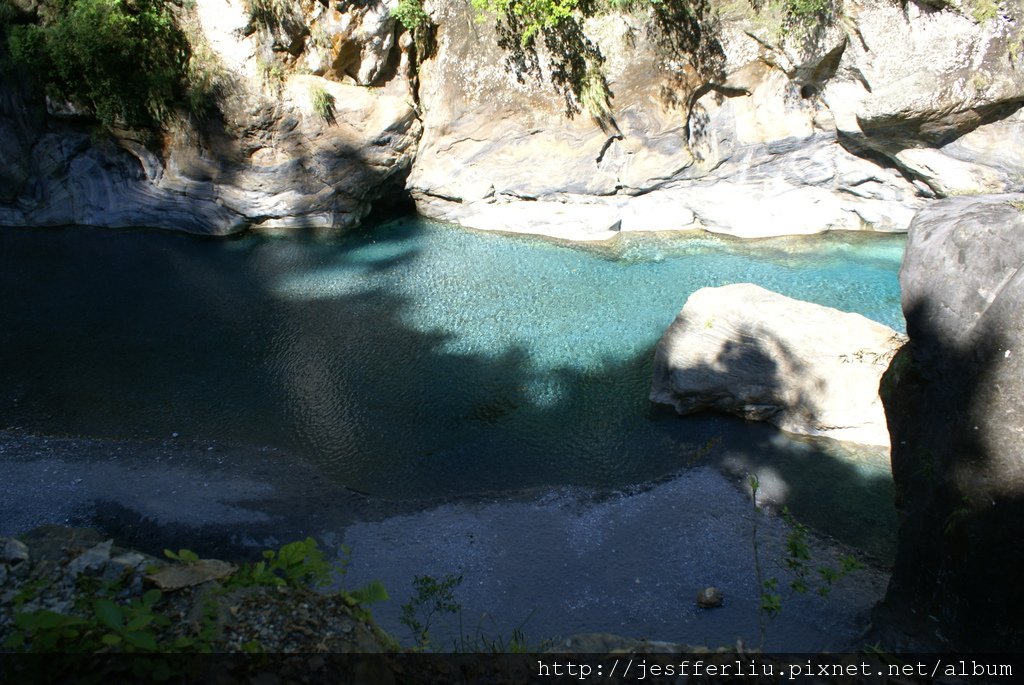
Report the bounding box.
[650,283,905,446]
[878,194,1024,651]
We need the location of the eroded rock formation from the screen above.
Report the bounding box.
[2,0,1023,238]
[650,283,905,445]
[0,0,420,235]
[409,0,1024,239]
[879,194,1024,651]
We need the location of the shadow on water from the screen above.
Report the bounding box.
[0,220,896,560]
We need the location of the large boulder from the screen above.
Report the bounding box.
[650,283,905,445]
[878,194,1024,651]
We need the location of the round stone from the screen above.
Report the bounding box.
[696,586,724,608]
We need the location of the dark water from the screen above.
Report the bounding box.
[0,220,902,495]
[0,220,906,649]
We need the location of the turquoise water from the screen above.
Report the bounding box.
[0,220,904,501]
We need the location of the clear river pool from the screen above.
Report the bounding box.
[0,219,905,650]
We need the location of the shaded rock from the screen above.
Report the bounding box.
[65,540,113,577]
[1,539,29,565]
[650,284,904,446]
[146,559,238,591]
[19,525,104,562]
[878,194,1024,651]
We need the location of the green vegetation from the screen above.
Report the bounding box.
[748,474,863,647]
[968,0,1000,23]
[392,0,430,29]
[577,59,614,129]
[1,0,191,128]
[7,587,171,652]
[472,0,581,45]
[401,572,463,648]
[310,84,336,122]
[179,12,227,119]
[399,573,547,652]
[4,538,387,653]
[257,54,285,83]
[243,0,299,32]
[783,0,829,22]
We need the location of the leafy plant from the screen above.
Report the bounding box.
[578,59,614,127]
[258,55,286,82]
[310,85,336,122]
[228,537,334,589]
[748,474,777,647]
[3,0,191,128]
[163,548,200,563]
[747,474,862,647]
[784,0,828,21]
[392,0,430,29]
[244,0,298,31]
[181,21,227,119]
[472,0,580,45]
[5,588,170,653]
[969,0,999,23]
[456,610,550,653]
[400,573,463,648]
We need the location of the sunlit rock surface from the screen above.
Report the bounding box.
[0,0,419,235]
[651,283,905,445]
[1,0,1023,237]
[409,0,1024,239]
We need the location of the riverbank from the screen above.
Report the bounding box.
[0,428,891,652]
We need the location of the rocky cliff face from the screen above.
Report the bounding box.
[409,0,1024,239]
[0,0,420,236]
[879,194,1024,651]
[2,0,1022,238]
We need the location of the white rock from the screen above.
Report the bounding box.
[650,284,906,446]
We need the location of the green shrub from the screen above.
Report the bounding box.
[969,0,999,23]
[784,0,828,21]
[244,0,297,31]
[392,0,430,29]
[310,85,335,122]
[472,0,581,44]
[3,0,190,128]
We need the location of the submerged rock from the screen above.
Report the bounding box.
[696,586,724,609]
[878,194,1024,651]
[650,283,904,446]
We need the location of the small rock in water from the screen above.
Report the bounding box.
[696,586,724,608]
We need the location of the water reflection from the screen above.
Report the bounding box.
[0,220,903,530]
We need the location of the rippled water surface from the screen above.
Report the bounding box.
[0,220,904,502]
